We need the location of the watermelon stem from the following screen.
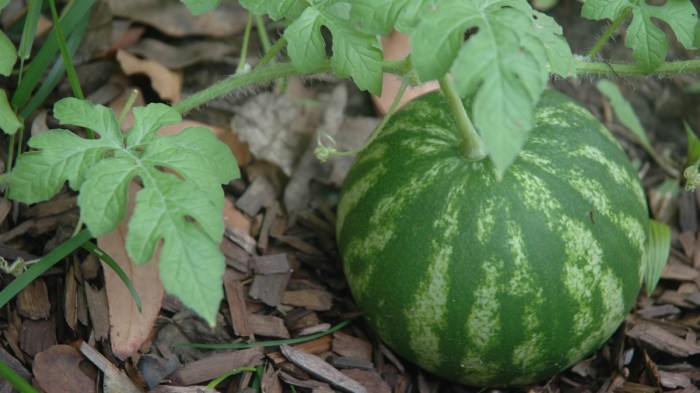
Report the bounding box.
[586,7,632,59]
[438,76,487,161]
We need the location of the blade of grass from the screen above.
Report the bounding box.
[0,229,92,309]
[48,0,85,100]
[20,14,87,119]
[176,317,357,349]
[0,361,37,393]
[11,0,94,111]
[17,0,44,64]
[81,241,142,312]
[206,367,257,389]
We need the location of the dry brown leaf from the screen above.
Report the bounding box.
[107,0,248,38]
[99,182,165,360]
[128,38,237,69]
[231,92,309,176]
[117,50,182,102]
[34,345,96,393]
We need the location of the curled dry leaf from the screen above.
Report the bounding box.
[117,50,183,102]
[98,182,165,360]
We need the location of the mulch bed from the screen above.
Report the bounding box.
[2,1,700,392]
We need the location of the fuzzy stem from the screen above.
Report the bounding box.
[173,57,413,115]
[438,76,487,161]
[586,7,632,59]
[173,62,323,114]
[575,58,700,76]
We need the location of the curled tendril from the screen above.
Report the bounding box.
[684,163,700,191]
[314,133,339,162]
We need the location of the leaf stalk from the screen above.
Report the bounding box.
[438,76,487,161]
[586,7,632,59]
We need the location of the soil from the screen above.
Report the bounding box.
[2,1,700,393]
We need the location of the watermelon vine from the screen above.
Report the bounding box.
[0,0,696,386]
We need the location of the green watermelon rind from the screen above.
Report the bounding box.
[336,90,648,386]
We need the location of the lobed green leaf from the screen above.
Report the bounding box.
[582,0,698,70]
[9,99,238,326]
[126,103,182,146]
[410,0,574,174]
[282,1,383,95]
[9,130,114,202]
[346,0,434,34]
[126,172,225,325]
[238,0,307,21]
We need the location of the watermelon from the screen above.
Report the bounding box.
[336,90,648,387]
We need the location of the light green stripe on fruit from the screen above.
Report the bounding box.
[519,151,558,174]
[506,222,545,369]
[566,268,624,362]
[511,168,561,229]
[466,258,503,351]
[407,181,465,369]
[535,106,571,128]
[343,227,395,300]
[616,213,646,253]
[572,145,645,207]
[476,198,498,243]
[560,216,603,335]
[336,161,387,236]
[507,222,537,296]
[568,174,610,215]
[567,171,646,254]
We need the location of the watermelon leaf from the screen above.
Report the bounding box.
[8,98,239,326]
[179,0,221,15]
[238,0,307,21]
[283,4,383,95]
[0,90,20,135]
[0,30,16,77]
[346,0,433,33]
[642,219,670,294]
[410,0,574,175]
[582,0,698,70]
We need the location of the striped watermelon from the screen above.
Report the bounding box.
[336,90,648,386]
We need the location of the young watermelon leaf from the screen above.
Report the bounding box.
[345,0,434,34]
[582,0,698,70]
[0,30,16,76]
[238,0,307,21]
[410,0,574,174]
[8,98,239,325]
[283,3,383,95]
[0,90,20,135]
[180,0,221,15]
[238,0,382,95]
